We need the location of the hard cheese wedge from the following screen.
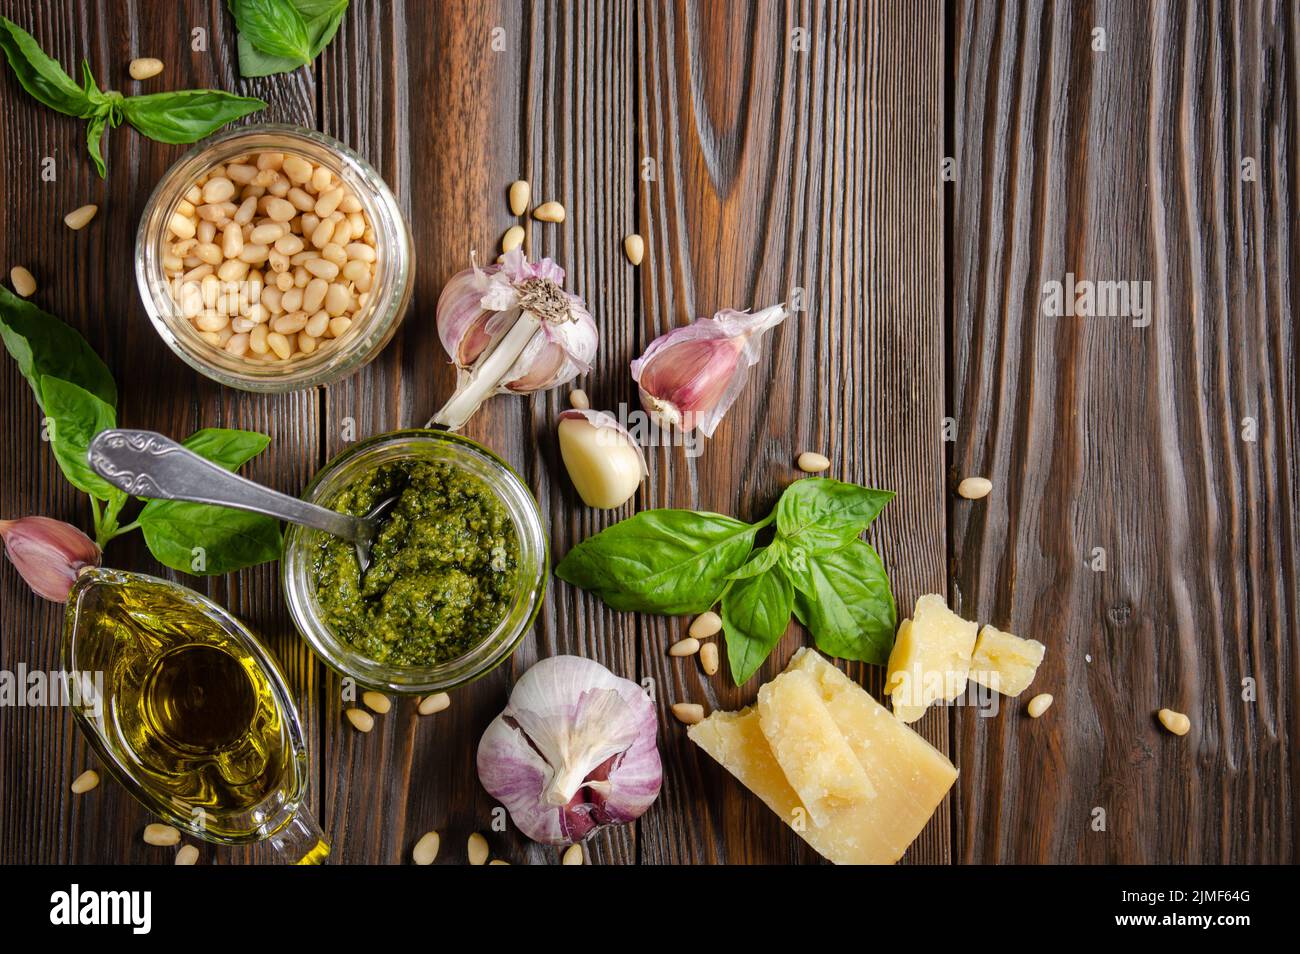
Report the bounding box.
[884,594,978,722]
[968,624,1046,696]
[688,649,957,864]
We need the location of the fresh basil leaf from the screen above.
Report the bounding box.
[85,109,108,177]
[555,509,758,615]
[0,286,117,410]
[179,427,271,470]
[727,538,784,581]
[228,0,312,64]
[0,16,93,117]
[775,477,894,549]
[121,90,267,144]
[38,375,118,499]
[789,539,896,666]
[235,0,347,76]
[723,568,794,685]
[140,504,282,575]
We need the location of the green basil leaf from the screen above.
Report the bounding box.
[179,427,271,470]
[775,477,894,549]
[228,0,312,64]
[0,286,117,410]
[235,0,347,76]
[723,568,794,685]
[140,504,282,575]
[727,538,784,581]
[555,510,758,615]
[38,375,118,499]
[85,109,108,177]
[789,539,896,666]
[121,90,267,144]
[0,16,93,117]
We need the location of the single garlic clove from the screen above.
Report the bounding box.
[557,410,647,509]
[0,516,101,602]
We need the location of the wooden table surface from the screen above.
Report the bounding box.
[0,0,1295,865]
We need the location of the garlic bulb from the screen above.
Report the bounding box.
[630,304,788,437]
[433,249,598,430]
[557,409,647,509]
[477,656,662,845]
[0,516,101,602]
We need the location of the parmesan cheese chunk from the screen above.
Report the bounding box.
[885,594,978,722]
[968,624,1046,696]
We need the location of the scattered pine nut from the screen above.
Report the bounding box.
[797,451,831,473]
[561,844,584,865]
[488,859,511,865]
[413,830,441,865]
[344,707,374,733]
[418,692,451,715]
[700,641,719,676]
[128,57,164,80]
[623,233,644,265]
[1158,708,1191,736]
[501,224,525,252]
[467,832,490,865]
[508,179,530,216]
[671,702,705,725]
[175,844,199,865]
[9,265,36,297]
[1026,693,1053,718]
[361,691,391,714]
[143,823,181,847]
[958,476,993,499]
[70,769,99,794]
[532,200,565,223]
[669,637,701,657]
[64,204,98,230]
[569,388,590,410]
[689,611,722,639]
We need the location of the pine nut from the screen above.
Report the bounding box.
[322,243,347,268]
[310,218,336,248]
[305,310,330,338]
[256,151,284,170]
[671,702,705,725]
[689,611,722,639]
[275,234,305,255]
[9,266,36,297]
[234,195,258,224]
[509,179,530,216]
[797,451,831,473]
[315,187,344,217]
[249,223,286,244]
[167,211,195,238]
[273,311,309,335]
[418,692,450,715]
[143,823,181,846]
[413,831,440,865]
[65,204,99,230]
[175,844,199,865]
[342,260,370,284]
[1158,708,1191,736]
[70,769,99,794]
[263,196,296,222]
[202,177,236,203]
[958,477,993,499]
[128,56,164,80]
[501,225,525,252]
[311,166,334,193]
[298,331,318,354]
[196,220,216,244]
[225,333,250,356]
[467,832,490,866]
[327,316,352,337]
[302,278,328,312]
[532,200,565,223]
[221,222,244,258]
[344,707,374,732]
[345,242,376,262]
[569,388,590,409]
[489,859,510,865]
[561,844,584,865]
[340,194,363,214]
[700,641,719,676]
[623,233,644,265]
[304,258,340,280]
[324,282,350,316]
[282,155,312,184]
[195,242,222,266]
[669,637,701,657]
[1026,693,1053,718]
[267,331,292,360]
[360,690,391,714]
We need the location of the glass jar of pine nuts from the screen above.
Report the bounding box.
[135,124,413,392]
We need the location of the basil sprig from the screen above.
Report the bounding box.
[229,0,349,78]
[555,478,898,684]
[0,286,282,575]
[0,16,266,177]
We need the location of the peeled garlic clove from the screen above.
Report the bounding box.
[630,304,788,437]
[557,409,647,509]
[0,516,101,602]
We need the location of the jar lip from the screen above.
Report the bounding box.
[134,123,414,393]
[281,429,549,695]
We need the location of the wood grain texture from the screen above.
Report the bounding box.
[950,0,1299,863]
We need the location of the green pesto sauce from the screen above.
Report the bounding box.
[311,460,519,667]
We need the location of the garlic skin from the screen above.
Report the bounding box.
[434,250,598,429]
[630,304,788,437]
[0,516,101,602]
[477,656,662,846]
[557,409,647,509]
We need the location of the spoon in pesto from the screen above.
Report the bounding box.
[87,429,396,572]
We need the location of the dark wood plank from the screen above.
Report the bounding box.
[635,0,947,864]
[0,0,319,864]
[950,0,1299,863]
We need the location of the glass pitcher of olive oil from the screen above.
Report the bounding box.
[62,567,328,863]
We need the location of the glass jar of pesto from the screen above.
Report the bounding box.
[281,430,547,694]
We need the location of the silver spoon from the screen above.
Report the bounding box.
[87,429,396,572]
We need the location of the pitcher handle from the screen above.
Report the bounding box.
[268,810,330,865]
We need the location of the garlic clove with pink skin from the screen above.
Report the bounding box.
[0,516,101,602]
[476,656,662,846]
[630,304,789,437]
[558,409,647,509]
